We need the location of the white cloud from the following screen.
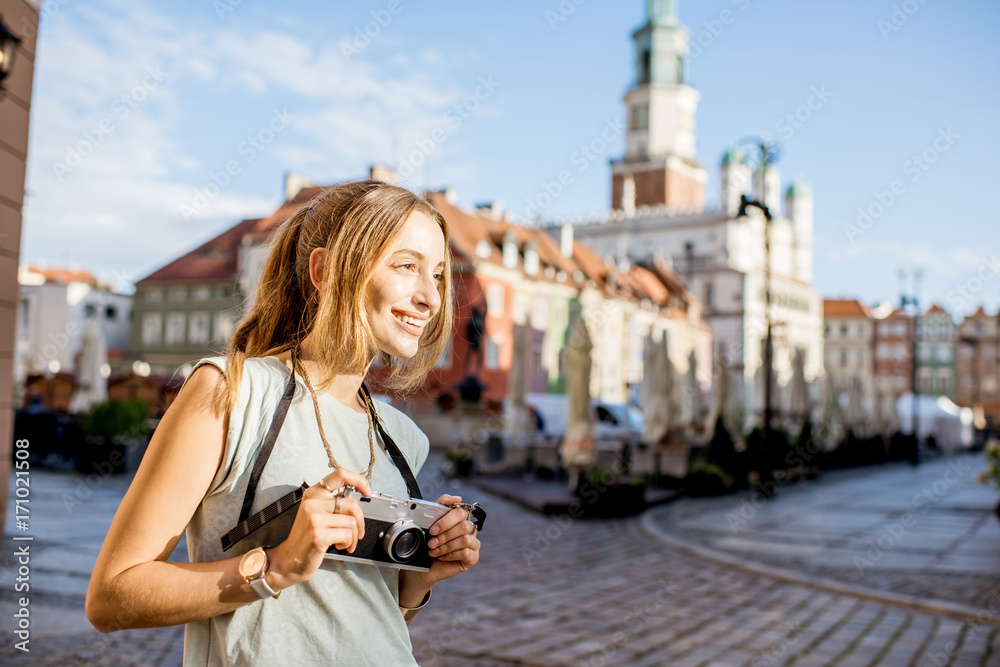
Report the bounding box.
[23,0,471,289]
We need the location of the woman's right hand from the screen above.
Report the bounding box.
[266,470,372,591]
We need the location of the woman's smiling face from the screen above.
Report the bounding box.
[365,210,446,360]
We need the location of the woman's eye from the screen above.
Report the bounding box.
[433,273,444,282]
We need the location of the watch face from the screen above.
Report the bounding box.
[241,549,266,577]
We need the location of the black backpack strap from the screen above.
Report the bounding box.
[361,383,423,500]
[237,349,299,523]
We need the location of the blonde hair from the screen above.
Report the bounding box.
[216,180,453,416]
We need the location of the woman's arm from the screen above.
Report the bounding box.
[85,365,371,633]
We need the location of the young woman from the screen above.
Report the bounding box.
[86,181,482,665]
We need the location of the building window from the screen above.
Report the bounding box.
[839,350,848,367]
[985,375,998,395]
[487,284,505,318]
[894,344,906,360]
[165,312,186,345]
[630,104,649,130]
[855,349,864,366]
[168,288,187,301]
[532,344,544,375]
[986,346,996,360]
[145,290,163,301]
[105,305,117,320]
[963,346,976,360]
[705,284,714,307]
[83,304,96,317]
[840,324,848,337]
[513,293,529,325]
[877,343,889,360]
[895,323,907,337]
[878,322,891,336]
[824,325,830,338]
[857,324,866,337]
[531,297,549,330]
[485,335,502,370]
[935,345,952,362]
[918,345,931,362]
[192,287,211,301]
[937,370,952,394]
[189,312,210,344]
[142,313,162,345]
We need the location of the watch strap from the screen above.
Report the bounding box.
[249,574,280,600]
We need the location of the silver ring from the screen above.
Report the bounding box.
[334,497,343,513]
[319,479,335,495]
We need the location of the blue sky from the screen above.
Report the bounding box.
[22,0,1000,317]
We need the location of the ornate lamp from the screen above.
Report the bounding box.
[0,17,23,92]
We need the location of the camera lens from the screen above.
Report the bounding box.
[384,521,424,563]
[393,530,420,560]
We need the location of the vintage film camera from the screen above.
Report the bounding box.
[325,487,484,572]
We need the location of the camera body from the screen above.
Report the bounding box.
[324,487,454,572]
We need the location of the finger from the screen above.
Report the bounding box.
[435,546,480,565]
[334,496,366,542]
[427,520,475,551]
[429,507,469,537]
[428,530,478,558]
[321,469,373,497]
[434,494,462,506]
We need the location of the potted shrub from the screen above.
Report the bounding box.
[446,448,474,477]
[76,399,150,474]
[575,468,647,518]
[684,460,729,497]
[975,438,1000,522]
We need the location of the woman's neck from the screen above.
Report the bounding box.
[278,340,372,414]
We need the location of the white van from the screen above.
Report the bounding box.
[509,393,645,449]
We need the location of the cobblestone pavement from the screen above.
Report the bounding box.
[3,461,1000,665]
[647,454,1000,612]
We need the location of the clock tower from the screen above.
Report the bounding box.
[611,0,706,213]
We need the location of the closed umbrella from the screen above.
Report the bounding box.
[683,349,699,427]
[642,332,672,445]
[504,324,531,462]
[845,376,865,435]
[69,317,108,414]
[785,348,809,423]
[560,319,595,473]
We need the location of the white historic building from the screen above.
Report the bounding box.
[550,0,824,424]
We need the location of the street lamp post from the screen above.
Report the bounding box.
[900,268,922,464]
[737,137,780,496]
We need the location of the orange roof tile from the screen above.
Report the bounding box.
[823,299,870,317]
[26,266,100,286]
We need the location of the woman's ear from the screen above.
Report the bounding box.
[308,247,327,290]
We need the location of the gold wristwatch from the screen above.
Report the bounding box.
[239,546,281,599]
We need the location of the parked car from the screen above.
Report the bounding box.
[506,393,645,449]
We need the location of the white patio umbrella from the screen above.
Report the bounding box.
[785,348,809,423]
[504,324,531,453]
[711,342,730,427]
[821,374,841,427]
[877,386,900,436]
[69,317,108,414]
[642,332,673,445]
[560,319,595,474]
[844,376,865,434]
[682,349,699,427]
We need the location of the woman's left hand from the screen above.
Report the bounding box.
[422,494,481,584]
